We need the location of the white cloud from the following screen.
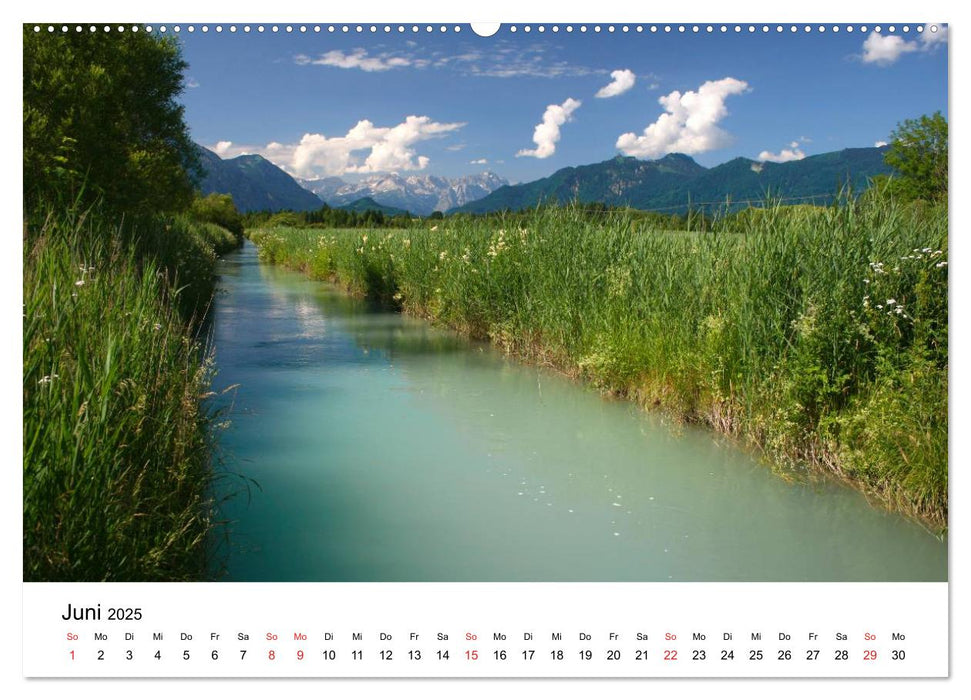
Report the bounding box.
[615,77,749,159]
[208,115,464,178]
[295,49,421,72]
[445,143,466,151]
[186,77,200,88]
[861,25,947,66]
[469,158,488,164]
[294,42,602,79]
[758,146,806,163]
[757,137,810,163]
[459,44,602,79]
[861,32,919,65]
[875,140,889,147]
[212,141,237,156]
[516,98,582,159]
[596,69,636,98]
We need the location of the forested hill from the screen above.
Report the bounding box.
[196,146,323,212]
[337,196,410,217]
[451,147,893,214]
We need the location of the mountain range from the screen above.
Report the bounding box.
[335,196,410,217]
[451,147,893,214]
[196,146,322,212]
[298,172,508,216]
[196,142,895,218]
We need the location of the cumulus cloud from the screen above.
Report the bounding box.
[615,77,749,158]
[208,115,464,178]
[861,33,919,65]
[469,158,488,164]
[294,49,421,72]
[758,140,806,163]
[211,141,238,156]
[861,24,948,66]
[875,140,889,147]
[516,98,582,159]
[596,69,636,98]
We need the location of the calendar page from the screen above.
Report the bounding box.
[18,0,956,693]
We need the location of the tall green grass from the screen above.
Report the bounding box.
[249,195,948,529]
[23,208,236,580]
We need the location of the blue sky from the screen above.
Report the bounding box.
[177,24,948,183]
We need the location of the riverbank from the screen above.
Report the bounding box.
[23,207,241,581]
[248,197,948,531]
[211,243,946,581]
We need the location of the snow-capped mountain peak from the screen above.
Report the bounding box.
[298,172,507,215]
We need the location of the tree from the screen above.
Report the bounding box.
[23,27,199,214]
[190,193,245,240]
[265,211,302,228]
[884,112,948,201]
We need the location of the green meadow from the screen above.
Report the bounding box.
[250,194,948,530]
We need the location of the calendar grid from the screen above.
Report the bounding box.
[24,582,948,678]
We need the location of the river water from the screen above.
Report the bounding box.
[211,242,946,582]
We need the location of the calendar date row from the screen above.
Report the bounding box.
[68,646,907,664]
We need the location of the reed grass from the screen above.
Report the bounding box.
[23,207,236,580]
[249,194,948,530]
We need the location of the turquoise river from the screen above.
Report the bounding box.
[211,242,947,582]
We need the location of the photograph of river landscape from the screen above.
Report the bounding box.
[23,23,948,583]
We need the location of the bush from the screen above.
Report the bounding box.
[190,193,245,242]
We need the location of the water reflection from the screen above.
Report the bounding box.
[211,242,947,582]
